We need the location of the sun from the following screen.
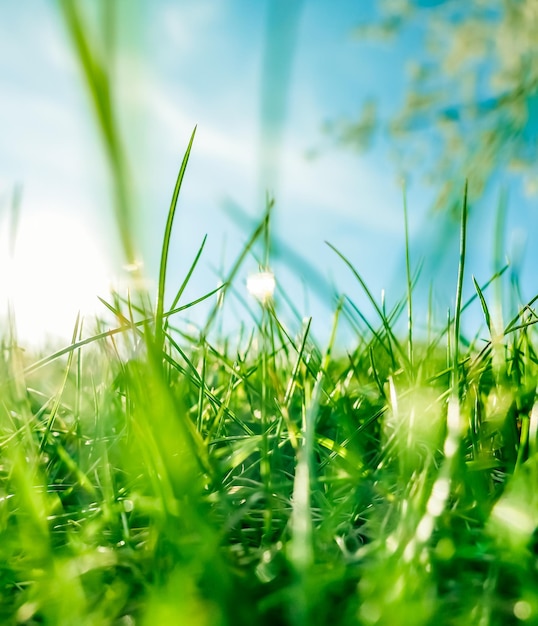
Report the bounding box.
[0,209,113,347]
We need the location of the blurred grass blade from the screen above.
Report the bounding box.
[59,0,136,264]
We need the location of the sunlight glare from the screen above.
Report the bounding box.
[0,210,112,346]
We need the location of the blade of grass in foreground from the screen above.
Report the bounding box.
[155,126,197,353]
[59,0,137,265]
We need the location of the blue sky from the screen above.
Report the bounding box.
[0,1,535,346]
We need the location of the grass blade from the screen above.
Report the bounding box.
[452,180,468,391]
[155,126,197,352]
[472,275,492,334]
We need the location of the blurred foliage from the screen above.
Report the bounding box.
[336,0,538,214]
[58,0,140,266]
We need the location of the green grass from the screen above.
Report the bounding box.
[2,169,538,625]
[3,5,538,623]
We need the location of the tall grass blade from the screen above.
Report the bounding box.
[59,0,136,264]
[155,126,197,352]
[452,180,468,391]
[403,181,413,367]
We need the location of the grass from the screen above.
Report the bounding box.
[3,4,538,624]
[2,164,538,625]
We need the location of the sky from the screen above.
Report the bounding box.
[0,0,536,348]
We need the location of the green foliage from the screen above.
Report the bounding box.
[2,169,538,624]
[3,3,537,623]
[338,0,538,212]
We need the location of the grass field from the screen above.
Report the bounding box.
[3,4,538,624]
[2,162,538,625]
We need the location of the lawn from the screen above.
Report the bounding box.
[1,153,538,624]
[2,4,538,624]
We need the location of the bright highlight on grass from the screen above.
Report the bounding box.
[246,270,276,302]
